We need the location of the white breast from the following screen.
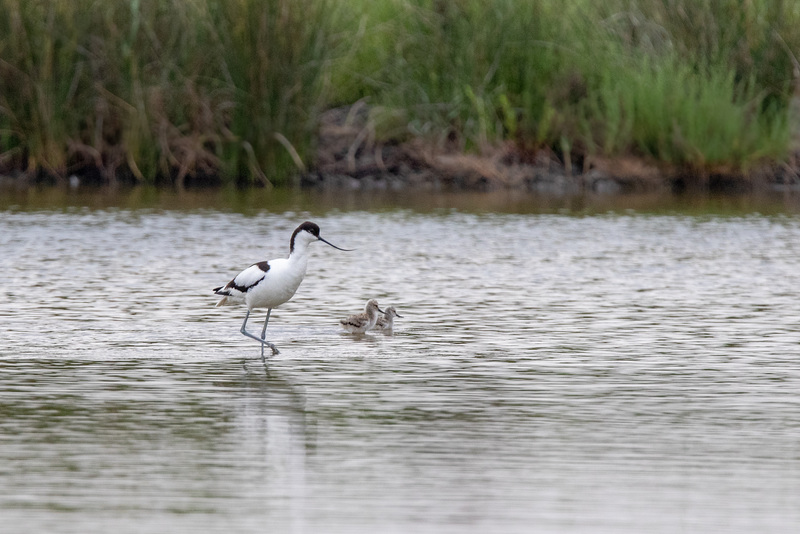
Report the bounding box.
[245,257,308,310]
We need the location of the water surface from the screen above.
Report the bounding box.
[1,188,800,533]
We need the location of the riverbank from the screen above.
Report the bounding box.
[2,0,800,191]
[299,104,800,194]
[4,103,799,194]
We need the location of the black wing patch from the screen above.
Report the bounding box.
[214,261,270,294]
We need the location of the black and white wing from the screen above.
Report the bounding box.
[213,261,270,305]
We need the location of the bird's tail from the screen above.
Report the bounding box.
[213,286,230,307]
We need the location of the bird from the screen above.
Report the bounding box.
[213,221,351,357]
[372,306,402,332]
[340,299,384,334]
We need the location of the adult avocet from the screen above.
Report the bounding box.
[214,221,350,356]
[340,299,384,334]
[372,306,402,332]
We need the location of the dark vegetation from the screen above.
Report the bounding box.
[1,0,799,190]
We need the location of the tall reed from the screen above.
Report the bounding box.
[0,0,336,185]
[1,0,799,184]
[347,0,798,170]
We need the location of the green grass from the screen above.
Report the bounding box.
[348,0,797,170]
[578,56,790,167]
[1,0,799,185]
[0,0,336,185]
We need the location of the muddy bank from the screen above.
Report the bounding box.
[301,104,800,194]
[3,103,799,193]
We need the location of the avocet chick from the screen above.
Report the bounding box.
[340,299,383,334]
[372,306,402,332]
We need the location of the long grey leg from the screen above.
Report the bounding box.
[240,309,254,336]
[261,308,278,357]
[260,308,272,340]
[240,308,279,356]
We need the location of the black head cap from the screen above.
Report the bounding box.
[290,221,320,253]
[297,221,320,237]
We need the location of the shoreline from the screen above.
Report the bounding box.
[3,104,800,195]
[300,106,800,195]
[3,1,799,193]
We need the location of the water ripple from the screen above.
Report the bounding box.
[1,209,800,532]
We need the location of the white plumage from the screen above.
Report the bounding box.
[214,221,350,356]
[215,256,307,310]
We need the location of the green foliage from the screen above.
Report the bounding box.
[341,0,797,170]
[579,57,789,167]
[0,0,335,185]
[0,0,798,184]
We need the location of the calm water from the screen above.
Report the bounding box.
[2,188,800,533]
